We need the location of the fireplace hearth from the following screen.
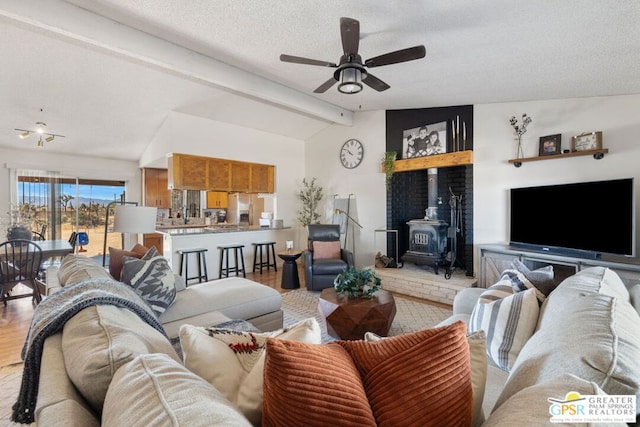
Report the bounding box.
[401,219,449,275]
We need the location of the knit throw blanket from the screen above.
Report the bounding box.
[11,278,167,424]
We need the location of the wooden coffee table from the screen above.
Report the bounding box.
[318,288,396,340]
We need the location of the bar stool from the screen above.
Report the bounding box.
[217,244,246,278]
[177,248,209,285]
[251,241,277,274]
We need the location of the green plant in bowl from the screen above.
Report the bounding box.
[334,267,381,298]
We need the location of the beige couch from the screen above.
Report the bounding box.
[30,253,286,426]
[441,266,640,426]
[31,258,639,426]
[46,254,283,337]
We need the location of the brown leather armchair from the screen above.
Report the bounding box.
[304,224,354,291]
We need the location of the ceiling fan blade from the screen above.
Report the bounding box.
[362,73,390,92]
[280,54,337,67]
[365,45,426,68]
[340,17,360,55]
[313,77,338,93]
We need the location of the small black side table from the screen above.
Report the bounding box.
[277,250,302,289]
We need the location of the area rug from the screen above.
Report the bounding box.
[281,289,452,343]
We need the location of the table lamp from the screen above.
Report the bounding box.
[102,203,157,266]
[114,205,157,238]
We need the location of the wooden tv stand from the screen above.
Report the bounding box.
[478,244,640,289]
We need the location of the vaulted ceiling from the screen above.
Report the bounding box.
[1,1,639,161]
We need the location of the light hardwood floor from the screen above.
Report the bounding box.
[0,266,295,368]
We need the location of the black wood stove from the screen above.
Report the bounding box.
[401,219,449,274]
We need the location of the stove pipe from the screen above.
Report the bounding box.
[425,168,439,220]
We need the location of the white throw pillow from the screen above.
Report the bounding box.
[180,318,321,426]
[469,287,539,372]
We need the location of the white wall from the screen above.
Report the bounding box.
[306,93,640,274]
[306,111,387,268]
[139,111,307,243]
[474,94,640,259]
[1,147,141,239]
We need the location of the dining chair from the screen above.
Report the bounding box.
[0,239,43,305]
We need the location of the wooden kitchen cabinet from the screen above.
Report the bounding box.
[206,191,228,209]
[143,168,171,208]
[250,163,275,193]
[230,161,251,192]
[207,158,230,190]
[168,153,208,190]
[168,153,274,193]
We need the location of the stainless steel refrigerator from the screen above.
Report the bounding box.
[227,193,264,225]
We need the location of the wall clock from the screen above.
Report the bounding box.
[340,139,364,169]
[571,131,603,151]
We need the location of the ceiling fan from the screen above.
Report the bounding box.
[280,17,426,95]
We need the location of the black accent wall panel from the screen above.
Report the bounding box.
[385,106,474,276]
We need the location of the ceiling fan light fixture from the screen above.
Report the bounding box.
[338,67,363,94]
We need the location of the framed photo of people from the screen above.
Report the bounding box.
[402,120,447,159]
[539,134,561,156]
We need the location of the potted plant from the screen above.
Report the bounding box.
[334,267,382,298]
[382,151,397,189]
[296,177,323,227]
[3,203,34,241]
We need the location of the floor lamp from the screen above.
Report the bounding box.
[102,202,157,266]
[334,208,363,260]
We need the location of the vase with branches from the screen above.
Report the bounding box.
[297,177,323,227]
[509,113,533,158]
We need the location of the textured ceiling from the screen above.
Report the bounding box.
[1,0,639,161]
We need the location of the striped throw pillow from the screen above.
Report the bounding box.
[469,287,539,372]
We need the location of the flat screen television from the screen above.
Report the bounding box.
[510,178,635,259]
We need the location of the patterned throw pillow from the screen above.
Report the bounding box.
[120,252,176,316]
[510,259,556,298]
[179,318,321,426]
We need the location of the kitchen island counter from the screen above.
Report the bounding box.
[158,226,296,277]
[157,225,290,235]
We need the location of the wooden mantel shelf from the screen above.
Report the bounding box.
[382,150,473,173]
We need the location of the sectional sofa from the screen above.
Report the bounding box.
[46,254,283,337]
[18,255,640,425]
[440,265,640,426]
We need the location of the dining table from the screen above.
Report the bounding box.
[36,239,74,261]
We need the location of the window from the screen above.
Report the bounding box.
[16,171,125,257]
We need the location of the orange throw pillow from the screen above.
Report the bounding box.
[263,340,376,427]
[262,321,472,427]
[340,321,473,427]
[312,241,341,260]
[108,244,148,281]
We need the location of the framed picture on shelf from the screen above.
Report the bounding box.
[572,131,603,151]
[539,134,561,156]
[401,121,447,159]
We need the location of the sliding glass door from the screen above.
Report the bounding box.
[15,170,125,258]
